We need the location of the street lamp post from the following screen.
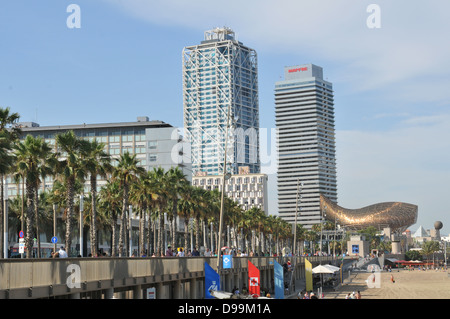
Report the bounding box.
[333,217,338,260]
[216,102,232,271]
[3,177,9,259]
[79,194,83,257]
[53,204,57,253]
[129,205,133,257]
[320,205,326,261]
[290,179,302,293]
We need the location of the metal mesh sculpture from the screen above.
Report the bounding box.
[320,194,417,231]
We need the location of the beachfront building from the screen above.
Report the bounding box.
[182,27,260,177]
[7,116,190,198]
[192,169,268,213]
[275,64,337,228]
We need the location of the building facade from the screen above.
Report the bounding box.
[7,116,191,197]
[192,171,268,213]
[182,27,260,177]
[275,64,337,228]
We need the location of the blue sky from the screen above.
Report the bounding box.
[1,1,450,235]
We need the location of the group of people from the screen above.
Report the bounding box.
[345,291,361,299]
[231,285,271,298]
[162,245,203,257]
[298,290,322,299]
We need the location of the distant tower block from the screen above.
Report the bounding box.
[391,233,401,254]
[433,221,443,240]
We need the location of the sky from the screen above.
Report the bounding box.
[1,1,449,235]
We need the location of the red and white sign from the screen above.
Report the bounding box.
[288,67,308,73]
[248,261,260,297]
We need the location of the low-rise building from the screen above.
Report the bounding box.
[192,170,268,213]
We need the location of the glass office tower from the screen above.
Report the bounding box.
[275,64,337,228]
[183,27,260,177]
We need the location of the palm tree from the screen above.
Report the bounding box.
[147,167,170,256]
[129,171,158,256]
[98,180,122,256]
[166,167,188,250]
[82,139,112,257]
[112,152,145,257]
[421,240,440,266]
[223,196,243,249]
[14,135,54,258]
[55,130,87,255]
[0,107,20,258]
[177,183,196,254]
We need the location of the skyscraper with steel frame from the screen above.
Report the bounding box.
[182,27,260,177]
[275,64,337,228]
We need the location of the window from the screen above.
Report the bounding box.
[149,155,157,162]
[149,141,158,149]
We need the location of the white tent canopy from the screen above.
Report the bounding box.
[312,265,335,274]
[324,264,340,272]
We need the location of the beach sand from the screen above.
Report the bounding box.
[324,269,450,299]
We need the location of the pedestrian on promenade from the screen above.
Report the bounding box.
[165,245,173,257]
[177,248,185,257]
[391,274,395,283]
[58,246,68,258]
[192,247,200,256]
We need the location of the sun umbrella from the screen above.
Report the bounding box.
[323,264,340,272]
[312,265,335,274]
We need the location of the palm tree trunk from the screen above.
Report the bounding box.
[157,207,164,256]
[184,217,189,255]
[25,182,35,258]
[146,212,151,256]
[111,215,117,257]
[118,183,129,257]
[171,215,176,251]
[195,218,200,251]
[34,185,41,258]
[65,178,75,256]
[139,209,145,256]
[90,175,97,257]
[153,220,157,256]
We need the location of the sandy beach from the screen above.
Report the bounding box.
[324,269,450,299]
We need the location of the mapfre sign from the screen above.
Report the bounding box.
[288,67,308,73]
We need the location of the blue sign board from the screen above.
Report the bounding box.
[222,255,232,269]
[204,262,220,299]
[51,236,58,244]
[274,260,284,299]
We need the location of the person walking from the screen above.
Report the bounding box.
[165,245,174,257]
[58,246,68,258]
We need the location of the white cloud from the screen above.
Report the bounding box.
[103,0,450,104]
[337,112,450,233]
